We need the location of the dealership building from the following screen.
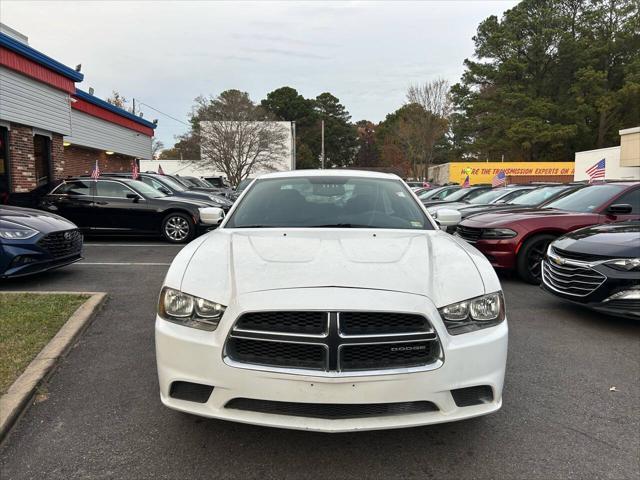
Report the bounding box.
[0,24,156,199]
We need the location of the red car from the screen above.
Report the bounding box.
[455,182,640,283]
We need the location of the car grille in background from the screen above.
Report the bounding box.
[455,225,482,243]
[37,229,82,258]
[225,398,438,419]
[542,259,606,297]
[225,311,440,374]
[551,247,611,263]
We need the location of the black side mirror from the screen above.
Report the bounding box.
[126,193,141,201]
[608,203,632,215]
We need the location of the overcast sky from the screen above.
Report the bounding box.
[2,1,518,147]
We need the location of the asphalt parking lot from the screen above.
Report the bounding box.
[0,239,638,479]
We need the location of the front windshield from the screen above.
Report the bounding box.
[158,176,187,191]
[225,176,433,230]
[509,185,571,206]
[129,180,167,198]
[543,184,624,213]
[468,189,507,204]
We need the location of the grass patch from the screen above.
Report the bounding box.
[0,293,89,394]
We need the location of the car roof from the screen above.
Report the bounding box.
[256,169,400,180]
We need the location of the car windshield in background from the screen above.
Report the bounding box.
[509,185,572,206]
[225,176,433,230]
[543,184,624,213]
[130,181,167,198]
[468,189,508,204]
[441,188,478,202]
[157,176,186,192]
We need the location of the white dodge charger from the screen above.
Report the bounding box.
[155,170,508,432]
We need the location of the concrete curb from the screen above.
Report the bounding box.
[0,291,108,441]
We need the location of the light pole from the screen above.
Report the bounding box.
[321,120,325,169]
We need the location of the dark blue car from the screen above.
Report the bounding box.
[0,205,83,279]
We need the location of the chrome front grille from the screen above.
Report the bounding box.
[225,311,441,375]
[542,258,606,297]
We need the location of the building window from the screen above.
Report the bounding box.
[0,127,9,201]
[33,134,51,187]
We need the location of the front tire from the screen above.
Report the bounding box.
[162,213,195,244]
[516,233,556,284]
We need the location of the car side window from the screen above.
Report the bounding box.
[53,181,92,196]
[96,181,135,199]
[612,188,640,214]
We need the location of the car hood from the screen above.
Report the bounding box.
[553,222,640,257]
[175,229,490,308]
[0,205,77,232]
[461,208,598,228]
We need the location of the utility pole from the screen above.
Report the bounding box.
[292,121,296,170]
[132,98,136,115]
[321,120,325,169]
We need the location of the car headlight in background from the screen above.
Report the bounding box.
[158,287,226,331]
[604,258,640,271]
[481,228,517,239]
[439,292,505,335]
[0,226,39,240]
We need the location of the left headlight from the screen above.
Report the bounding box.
[0,227,39,240]
[439,292,505,335]
[604,258,640,272]
[158,287,226,331]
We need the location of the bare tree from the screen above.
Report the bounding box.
[192,90,288,186]
[198,121,288,186]
[406,79,452,180]
[151,138,164,159]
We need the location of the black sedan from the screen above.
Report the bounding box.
[1,205,83,279]
[39,178,224,243]
[541,222,640,319]
[101,172,233,210]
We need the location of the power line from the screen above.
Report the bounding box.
[134,99,190,127]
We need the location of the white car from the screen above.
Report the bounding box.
[155,170,508,432]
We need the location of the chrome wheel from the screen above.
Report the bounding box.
[164,215,190,242]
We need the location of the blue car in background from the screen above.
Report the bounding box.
[0,205,83,279]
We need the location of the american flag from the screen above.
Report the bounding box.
[586,158,605,182]
[132,160,140,180]
[157,164,165,175]
[492,170,506,187]
[90,160,100,180]
[460,175,470,188]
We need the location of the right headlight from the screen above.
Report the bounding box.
[439,292,505,335]
[0,226,39,240]
[158,287,226,331]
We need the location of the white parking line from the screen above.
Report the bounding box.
[76,262,171,266]
[83,244,182,247]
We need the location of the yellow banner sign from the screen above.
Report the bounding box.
[449,162,575,184]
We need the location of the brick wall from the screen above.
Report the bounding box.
[51,133,65,180]
[63,145,132,176]
[8,123,36,192]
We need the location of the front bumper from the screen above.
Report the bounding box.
[155,288,508,432]
[541,260,640,319]
[0,240,82,279]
